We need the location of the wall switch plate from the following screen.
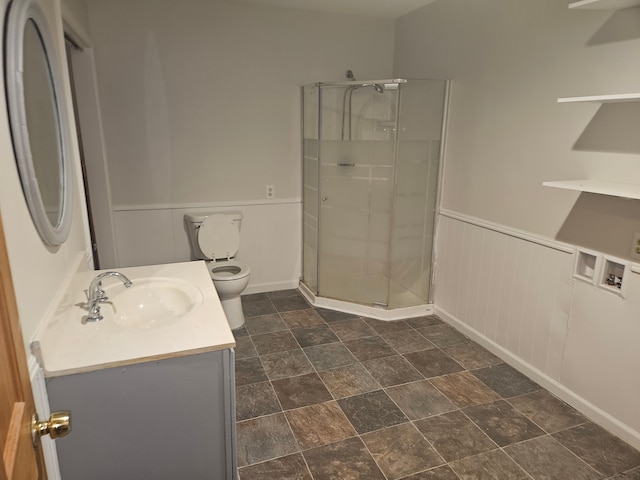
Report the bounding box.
[266,185,275,199]
[630,232,640,261]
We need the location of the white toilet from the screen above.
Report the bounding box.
[185,211,250,329]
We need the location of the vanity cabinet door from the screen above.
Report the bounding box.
[46,349,236,480]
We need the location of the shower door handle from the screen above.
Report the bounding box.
[321,197,328,201]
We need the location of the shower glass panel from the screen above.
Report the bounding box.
[302,79,447,311]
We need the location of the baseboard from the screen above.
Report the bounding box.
[244,279,300,295]
[434,306,640,451]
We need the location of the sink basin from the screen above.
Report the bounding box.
[102,277,204,329]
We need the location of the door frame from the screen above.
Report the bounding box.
[61,4,119,268]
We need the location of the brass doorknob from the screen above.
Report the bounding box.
[31,411,71,445]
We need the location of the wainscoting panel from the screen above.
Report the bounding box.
[435,214,574,379]
[113,200,302,294]
[434,212,640,449]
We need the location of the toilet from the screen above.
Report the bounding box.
[185,211,250,329]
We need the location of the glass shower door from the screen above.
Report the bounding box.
[316,84,398,307]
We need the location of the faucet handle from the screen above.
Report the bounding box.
[94,281,109,303]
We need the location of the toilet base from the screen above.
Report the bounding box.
[220,296,245,330]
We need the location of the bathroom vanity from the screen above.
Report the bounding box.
[35,261,237,480]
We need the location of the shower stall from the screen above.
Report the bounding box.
[301,78,449,318]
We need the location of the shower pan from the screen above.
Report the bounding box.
[300,78,449,319]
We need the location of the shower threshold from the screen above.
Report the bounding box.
[298,282,433,321]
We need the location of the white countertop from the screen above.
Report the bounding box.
[35,261,236,377]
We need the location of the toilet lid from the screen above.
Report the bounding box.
[197,215,239,260]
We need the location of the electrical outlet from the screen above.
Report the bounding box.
[266,185,275,199]
[630,232,640,261]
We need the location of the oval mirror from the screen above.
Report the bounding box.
[5,0,73,247]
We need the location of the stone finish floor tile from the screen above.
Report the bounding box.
[472,363,539,398]
[252,330,300,355]
[399,465,459,479]
[364,318,412,334]
[415,410,497,462]
[272,373,333,410]
[404,315,444,329]
[261,349,315,380]
[244,313,288,335]
[303,437,386,480]
[442,342,502,370]
[344,336,397,361]
[285,401,357,450]
[386,380,456,420]
[362,423,445,479]
[337,390,408,434]
[404,349,464,378]
[553,423,640,477]
[242,298,277,317]
[450,449,530,480]
[236,381,282,421]
[381,329,436,354]
[328,318,377,341]
[232,325,250,338]
[238,452,312,480]
[234,298,640,479]
[266,289,301,299]
[318,363,381,399]
[235,357,268,386]
[291,324,339,347]
[429,371,501,408]
[272,295,311,312]
[361,355,424,387]
[416,324,468,347]
[314,308,359,323]
[610,467,640,479]
[234,336,257,359]
[304,342,358,370]
[281,308,325,328]
[504,435,604,480]
[463,400,545,447]
[508,389,587,433]
[236,413,299,467]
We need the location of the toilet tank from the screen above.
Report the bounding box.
[184,211,243,260]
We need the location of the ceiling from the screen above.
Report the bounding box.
[225,0,438,18]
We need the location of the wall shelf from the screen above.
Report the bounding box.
[543,180,640,200]
[569,0,640,9]
[557,93,640,103]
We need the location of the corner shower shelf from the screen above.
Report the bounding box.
[568,0,640,9]
[543,180,640,199]
[557,93,640,103]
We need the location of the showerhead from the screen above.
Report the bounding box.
[374,84,384,94]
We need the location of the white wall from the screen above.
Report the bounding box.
[394,0,640,253]
[85,0,395,283]
[395,0,640,448]
[0,0,91,347]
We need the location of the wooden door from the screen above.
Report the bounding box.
[0,212,47,479]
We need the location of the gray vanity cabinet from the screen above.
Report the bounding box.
[46,349,236,480]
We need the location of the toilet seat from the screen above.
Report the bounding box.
[198,214,239,260]
[208,260,250,282]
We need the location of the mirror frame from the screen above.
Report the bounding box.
[5,0,73,247]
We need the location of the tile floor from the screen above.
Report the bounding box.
[233,289,640,480]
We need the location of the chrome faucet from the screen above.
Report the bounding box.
[85,272,133,323]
